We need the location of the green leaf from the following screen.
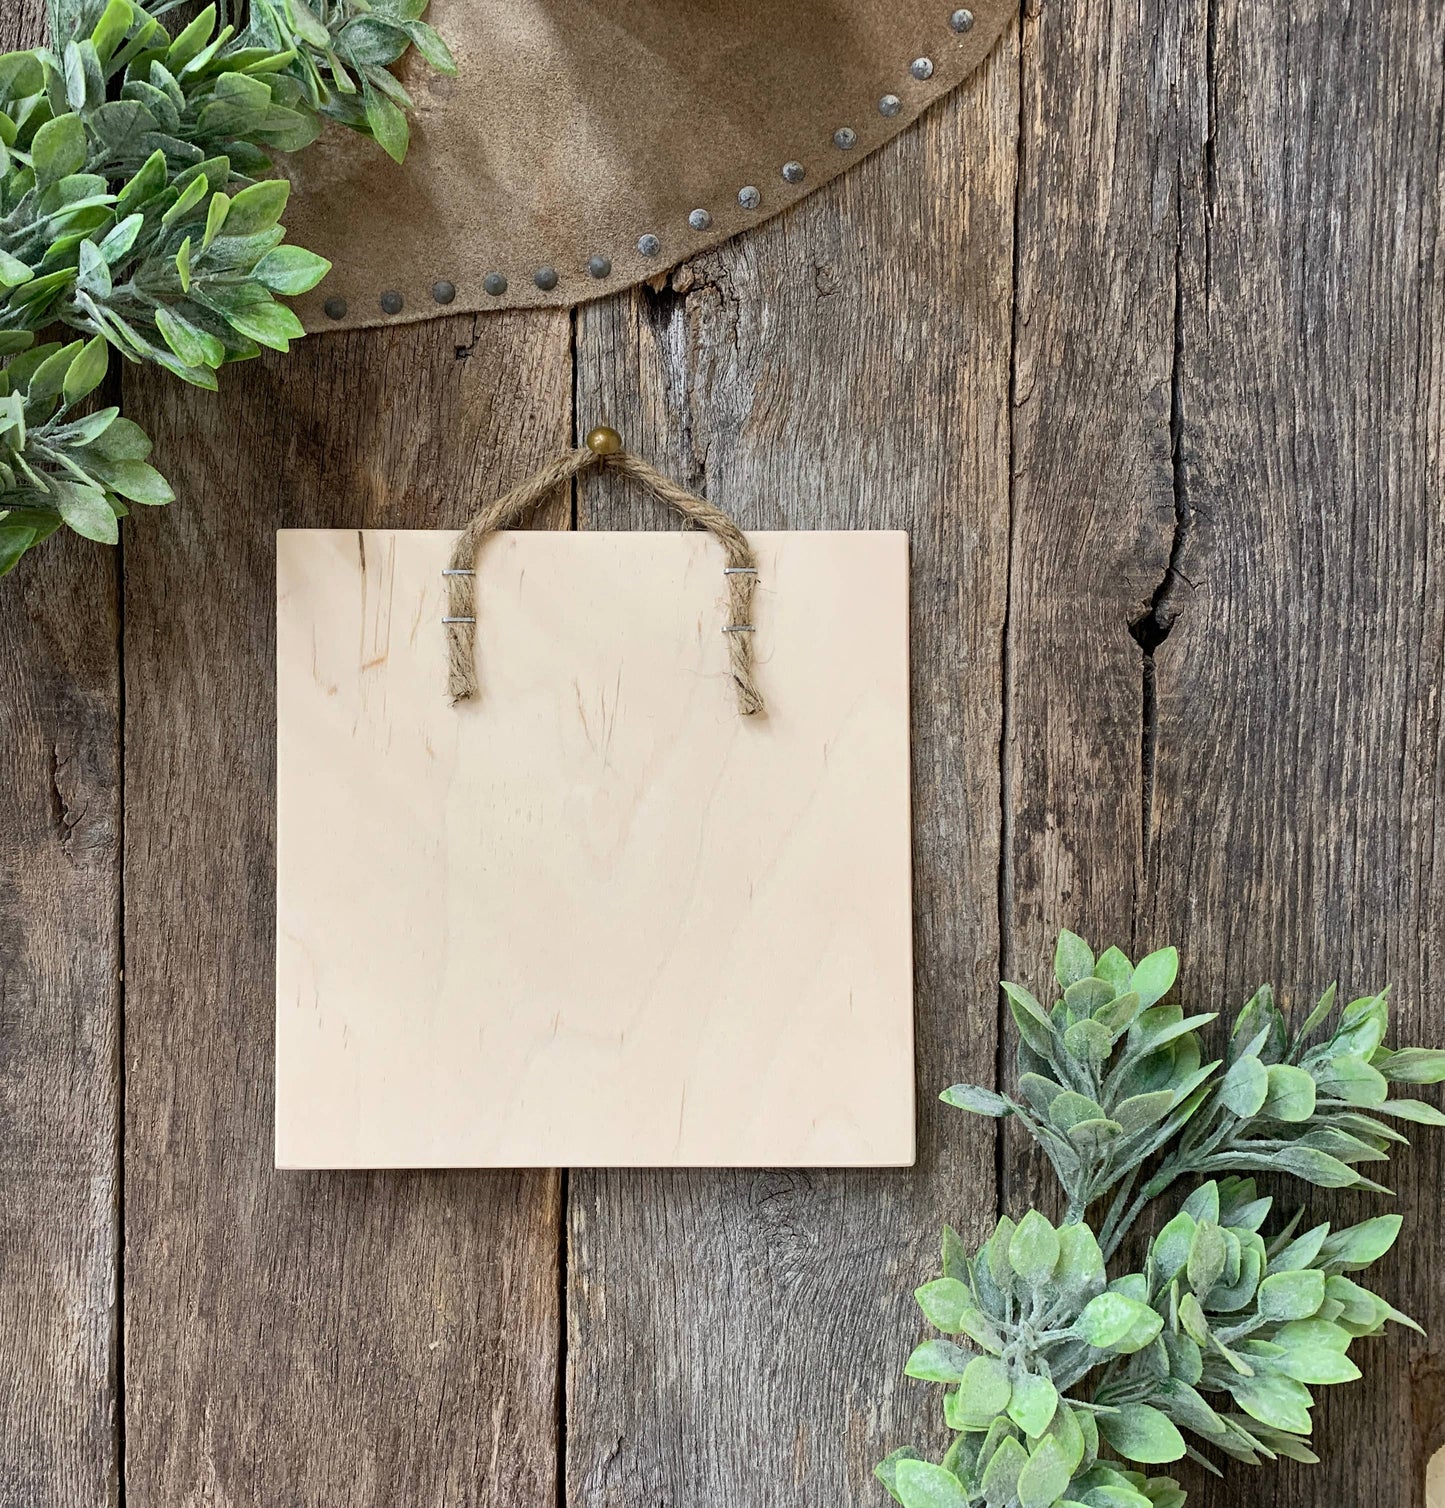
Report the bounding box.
[0,523,38,577]
[1262,1063,1317,1121]
[1055,1221,1105,1294]
[1151,1210,1196,1281]
[85,415,151,459]
[1097,1404,1186,1464]
[1049,1091,1107,1131]
[1375,1047,1445,1084]
[1231,1372,1313,1434]
[978,1435,1029,1505]
[904,1339,973,1384]
[1007,1372,1059,1438]
[32,113,87,187]
[1074,1292,1163,1353]
[1054,930,1095,988]
[1377,1098,1445,1126]
[203,191,230,249]
[0,249,34,287]
[92,458,173,506]
[1257,1269,1326,1322]
[1016,1434,1072,1508]
[1334,992,1389,1058]
[222,293,305,352]
[1316,1214,1401,1273]
[941,1084,1011,1117]
[363,82,409,162]
[222,177,292,236]
[252,244,331,295]
[1093,946,1133,994]
[1186,1221,1227,1297]
[1314,1055,1389,1107]
[915,1278,971,1334]
[166,5,217,71]
[1131,947,1179,1007]
[875,1448,922,1506]
[1064,1017,1114,1062]
[955,1355,1012,1426]
[1115,1089,1177,1134]
[90,0,133,63]
[893,1461,971,1508]
[1276,1346,1361,1385]
[56,482,119,543]
[398,18,455,71]
[1220,1054,1269,1117]
[63,336,110,406]
[155,306,224,370]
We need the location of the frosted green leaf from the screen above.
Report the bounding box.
[915,1278,971,1334]
[1232,1372,1313,1434]
[1074,1292,1162,1353]
[1221,1054,1269,1116]
[1317,1214,1401,1272]
[1015,1434,1072,1508]
[940,1084,1011,1117]
[1010,1212,1061,1287]
[1054,929,1095,988]
[1257,1269,1326,1321]
[1097,1404,1186,1464]
[1262,1063,1317,1121]
[978,1435,1029,1505]
[905,1339,972,1384]
[893,1460,971,1508]
[1151,1211,1195,1281]
[1375,1047,1445,1084]
[1006,1372,1058,1438]
[955,1356,1012,1425]
[1131,947,1179,1007]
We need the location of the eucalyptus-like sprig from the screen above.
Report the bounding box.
[879,934,1445,1508]
[0,0,453,572]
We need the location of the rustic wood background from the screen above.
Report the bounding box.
[2,0,1442,1504]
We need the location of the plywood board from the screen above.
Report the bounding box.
[275,527,914,1168]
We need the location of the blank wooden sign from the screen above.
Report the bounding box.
[275,527,914,1168]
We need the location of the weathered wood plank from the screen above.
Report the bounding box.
[566,37,1018,1504]
[1150,1,1445,1502]
[1008,0,1445,1505]
[119,313,571,1505]
[0,11,121,1508]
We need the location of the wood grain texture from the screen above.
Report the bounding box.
[1150,2,1445,1501]
[1007,1,1445,1506]
[0,7,121,1506]
[564,35,1018,1504]
[276,527,914,1169]
[119,314,570,1505]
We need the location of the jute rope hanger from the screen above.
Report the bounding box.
[444,426,765,715]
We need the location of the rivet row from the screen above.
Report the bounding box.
[326,9,977,319]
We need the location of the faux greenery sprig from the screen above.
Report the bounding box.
[879,934,1445,1508]
[0,0,453,574]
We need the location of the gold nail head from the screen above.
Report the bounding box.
[585,425,623,455]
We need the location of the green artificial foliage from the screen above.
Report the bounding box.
[0,0,453,572]
[880,933,1445,1508]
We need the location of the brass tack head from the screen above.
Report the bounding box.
[587,254,612,278]
[585,425,623,456]
[323,296,347,320]
[911,56,935,80]
[738,185,761,209]
[534,265,558,291]
[380,290,403,314]
[483,271,508,296]
[431,279,456,304]
[878,93,902,117]
[833,126,857,150]
[782,160,805,184]
[950,7,975,31]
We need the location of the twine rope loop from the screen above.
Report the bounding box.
[444,435,764,715]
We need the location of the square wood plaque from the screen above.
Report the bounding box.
[275,527,914,1168]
